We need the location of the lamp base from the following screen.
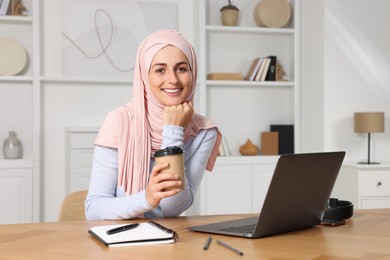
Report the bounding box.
[358,161,380,165]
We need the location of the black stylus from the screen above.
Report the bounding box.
[106,223,139,235]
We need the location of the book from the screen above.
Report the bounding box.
[254,58,267,81]
[218,137,230,156]
[207,73,243,80]
[218,142,226,156]
[0,0,10,15]
[260,58,271,81]
[88,221,178,247]
[260,132,279,155]
[265,56,277,81]
[222,136,230,156]
[270,125,294,154]
[245,57,261,81]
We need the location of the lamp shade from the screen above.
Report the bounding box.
[354,112,385,133]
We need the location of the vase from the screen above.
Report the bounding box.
[3,131,23,159]
[221,9,239,26]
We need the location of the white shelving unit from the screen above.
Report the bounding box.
[197,0,300,215]
[0,0,40,223]
[198,0,300,157]
[1,0,300,219]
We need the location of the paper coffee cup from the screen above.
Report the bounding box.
[154,146,185,191]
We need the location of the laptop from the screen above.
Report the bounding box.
[188,151,346,238]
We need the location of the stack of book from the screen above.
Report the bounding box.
[245,56,277,81]
[0,0,24,16]
[0,0,10,15]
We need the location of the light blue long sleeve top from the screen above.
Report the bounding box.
[85,125,218,220]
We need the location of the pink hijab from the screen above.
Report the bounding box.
[95,30,221,195]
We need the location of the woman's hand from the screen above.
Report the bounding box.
[163,101,194,127]
[145,162,182,208]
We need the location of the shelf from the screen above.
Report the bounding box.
[0,159,34,169]
[0,76,33,82]
[206,25,294,35]
[40,76,132,85]
[206,80,294,87]
[0,15,32,24]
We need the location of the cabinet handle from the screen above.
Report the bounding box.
[377,182,382,187]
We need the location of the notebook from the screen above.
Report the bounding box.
[188,151,345,238]
[89,221,178,247]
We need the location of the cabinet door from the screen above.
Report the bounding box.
[203,165,251,215]
[0,169,33,224]
[66,129,97,193]
[70,149,93,192]
[252,164,276,213]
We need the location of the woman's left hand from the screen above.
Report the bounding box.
[162,101,194,127]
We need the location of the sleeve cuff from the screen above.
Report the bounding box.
[162,125,184,148]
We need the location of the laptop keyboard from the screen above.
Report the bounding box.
[218,224,256,233]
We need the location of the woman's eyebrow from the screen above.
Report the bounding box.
[151,62,167,67]
[176,61,189,65]
[151,61,189,67]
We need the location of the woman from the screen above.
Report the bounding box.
[85,30,221,220]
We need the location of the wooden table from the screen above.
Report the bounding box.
[1,209,390,259]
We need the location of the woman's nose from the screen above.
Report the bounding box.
[167,70,178,84]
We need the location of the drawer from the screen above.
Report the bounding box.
[361,198,390,209]
[360,172,390,196]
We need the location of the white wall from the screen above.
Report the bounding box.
[300,0,325,152]
[300,0,390,164]
[323,0,390,163]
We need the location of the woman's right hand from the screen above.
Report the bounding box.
[162,101,194,128]
[145,162,182,208]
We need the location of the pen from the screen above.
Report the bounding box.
[216,240,244,256]
[106,223,139,235]
[203,236,212,250]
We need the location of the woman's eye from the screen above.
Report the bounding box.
[177,66,189,72]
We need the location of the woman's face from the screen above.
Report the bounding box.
[148,45,192,106]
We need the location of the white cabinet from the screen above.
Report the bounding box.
[0,162,33,224]
[198,0,300,155]
[65,127,98,193]
[0,0,40,223]
[332,163,390,209]
[199,156,277,215]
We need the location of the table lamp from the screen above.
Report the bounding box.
[354,112,385,164]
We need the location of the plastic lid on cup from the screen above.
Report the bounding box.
[154,146,184,157]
